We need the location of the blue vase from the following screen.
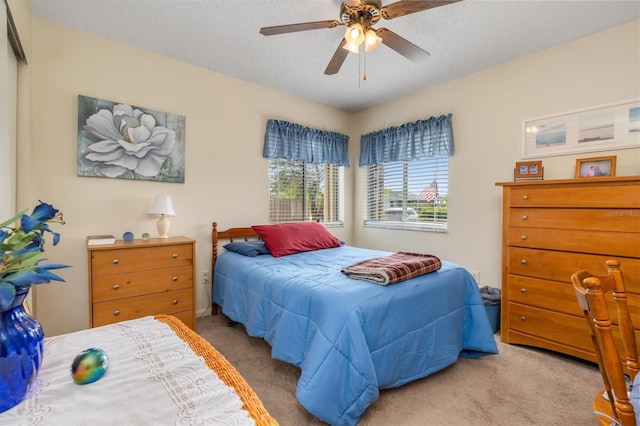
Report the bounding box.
[0,287,44,413]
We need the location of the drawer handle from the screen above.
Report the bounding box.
[172,299,178,305]
[113,284,120,290]
[171,253,178,259]
[112,258,120,265]
[172,276,178,282]
[520,259,527,265]
[520,235,527,240]
[520,288,527,293]
[522,195,528,200]
[521,215,528,220]
[520,316,526,321]
[114,310,120,316]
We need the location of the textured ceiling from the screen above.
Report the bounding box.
[28,0,640,112]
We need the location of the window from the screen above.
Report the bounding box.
[364,156,448,231]
[268,159,344,225]
[263,119,349,225]
[359,114,453,231]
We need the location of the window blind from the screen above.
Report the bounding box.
[364,156,449,230]
[269,159,344,225]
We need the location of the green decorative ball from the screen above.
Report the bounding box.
[141,232,150,240]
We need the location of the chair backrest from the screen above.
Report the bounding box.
[571,259,640,426]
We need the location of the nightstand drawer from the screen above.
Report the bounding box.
[92,265,193,302]
[171,311,195,329]
[92,288,193,327]
[91,244,193,276]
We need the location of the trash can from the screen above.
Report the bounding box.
[479,286,501,334]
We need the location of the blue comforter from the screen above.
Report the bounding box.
[213,246,498,425]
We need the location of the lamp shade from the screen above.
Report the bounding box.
[364,29,382,52]
[344,23,364,47]
[148,195,176,217]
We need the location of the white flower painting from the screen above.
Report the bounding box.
[77,95,185,182]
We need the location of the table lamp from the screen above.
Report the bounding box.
[148,195,176,238]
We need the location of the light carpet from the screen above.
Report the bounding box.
[196,314,601,425]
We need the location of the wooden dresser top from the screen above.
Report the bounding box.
[496,176,640,187]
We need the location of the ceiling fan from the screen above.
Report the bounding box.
[259,0,461,76]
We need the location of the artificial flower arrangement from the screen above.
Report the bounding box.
[0,201,70,311]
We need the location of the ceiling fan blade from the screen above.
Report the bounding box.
[324,39,350,75]
[377,28,430,62]
[381,0,460,20]
[260,20,341,36]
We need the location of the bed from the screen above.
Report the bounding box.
[211,222,499,426]
[0,314,277,425]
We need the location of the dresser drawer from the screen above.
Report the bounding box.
[91,244,193,276]
[508,274,640,324]
[507,247,640,290]
[507,302,592,352]
[508,302,640,358]
[509,185,640,208]
[92,265,193,302]
[508,227,640,257]
[508,275,582,316]
[92,288,193,327]
[509,208,640,232]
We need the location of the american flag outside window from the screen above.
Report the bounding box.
[420,180,439,202]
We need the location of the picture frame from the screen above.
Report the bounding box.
[514,160,543,180]
[77,95,186,183]
[522,98,640,159]
[574,155,617,179]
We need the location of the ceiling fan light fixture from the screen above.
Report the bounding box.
[261,0,452,77]
[364,29,382,52]
[344,23,365,46]
[343,41,361,54]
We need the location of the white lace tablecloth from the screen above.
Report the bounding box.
[0,316,255,425]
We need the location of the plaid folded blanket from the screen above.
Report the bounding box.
[341,252,442,285]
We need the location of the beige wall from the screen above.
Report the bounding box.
[27,16,639,336]
[353,19,640,288]
[30,18,356,336]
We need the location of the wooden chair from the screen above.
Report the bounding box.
[572,260,640,426]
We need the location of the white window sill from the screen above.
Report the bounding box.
[363,220,447,233]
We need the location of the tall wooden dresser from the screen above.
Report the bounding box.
[496,177,640,362]
[87,236,196,330]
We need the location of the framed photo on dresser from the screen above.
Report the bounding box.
[575,155,617,178]
[514,160,543,180]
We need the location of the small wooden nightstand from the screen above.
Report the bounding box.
[87,236,196,329]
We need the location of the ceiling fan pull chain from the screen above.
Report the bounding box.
[363,45,367,81]
[358,43,362,87]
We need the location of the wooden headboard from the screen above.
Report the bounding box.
[211,222,260,315]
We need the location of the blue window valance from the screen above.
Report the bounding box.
[359,114,454,167]
[263,119,350,167]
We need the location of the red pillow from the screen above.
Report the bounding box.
[251,222,341,258]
